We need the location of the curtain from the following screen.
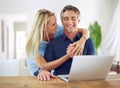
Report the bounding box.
[101,0,120,61]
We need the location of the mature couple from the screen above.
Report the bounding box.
[26,5,95,81]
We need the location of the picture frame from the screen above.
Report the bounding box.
[1,19,4,52]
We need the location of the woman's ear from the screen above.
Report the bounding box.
[43,25,46,32]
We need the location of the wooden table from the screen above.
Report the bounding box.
[0,75,120,88]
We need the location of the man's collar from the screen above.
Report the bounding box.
[63,32,82,41]
[63,33,67,40]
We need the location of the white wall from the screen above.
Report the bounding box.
[0,13,27,59]
[6,14,27,59]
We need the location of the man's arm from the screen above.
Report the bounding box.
[85,38,96,55]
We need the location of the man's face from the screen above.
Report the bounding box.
[61,10,80,33]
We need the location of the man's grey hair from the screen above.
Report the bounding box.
[60,5,81,19]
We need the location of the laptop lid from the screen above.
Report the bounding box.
[59,55,114,82]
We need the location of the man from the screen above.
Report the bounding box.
[44,5,95,76]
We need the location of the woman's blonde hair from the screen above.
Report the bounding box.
[26,9,54,58]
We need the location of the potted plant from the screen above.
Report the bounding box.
[88,21,102,54]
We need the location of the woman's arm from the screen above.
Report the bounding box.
[35,54,70,71]
[78,28,90,40]
[36,54,70,81]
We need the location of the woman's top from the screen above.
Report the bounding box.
[27,25,63,76]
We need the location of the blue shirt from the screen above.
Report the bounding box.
[27,25,64,76]
[44,33,95,75]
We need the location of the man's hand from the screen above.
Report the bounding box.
[66,39,85,58]
[38,70,56,81]
[66,44,76,58]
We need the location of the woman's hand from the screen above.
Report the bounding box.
[38,70,56,81]
[72,28,89,55]
[67,37,86,57]
[72,38,86,55]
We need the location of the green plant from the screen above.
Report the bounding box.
[88,21,102,54]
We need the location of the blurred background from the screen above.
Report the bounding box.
[0,0,119,76]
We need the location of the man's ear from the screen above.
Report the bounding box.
[61,17,63,21]
[78,19,80,23]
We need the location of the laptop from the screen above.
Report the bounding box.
[58,55,114,82]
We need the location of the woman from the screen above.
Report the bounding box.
[26,9,89,80]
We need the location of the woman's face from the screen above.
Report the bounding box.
[46,15,57,34]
